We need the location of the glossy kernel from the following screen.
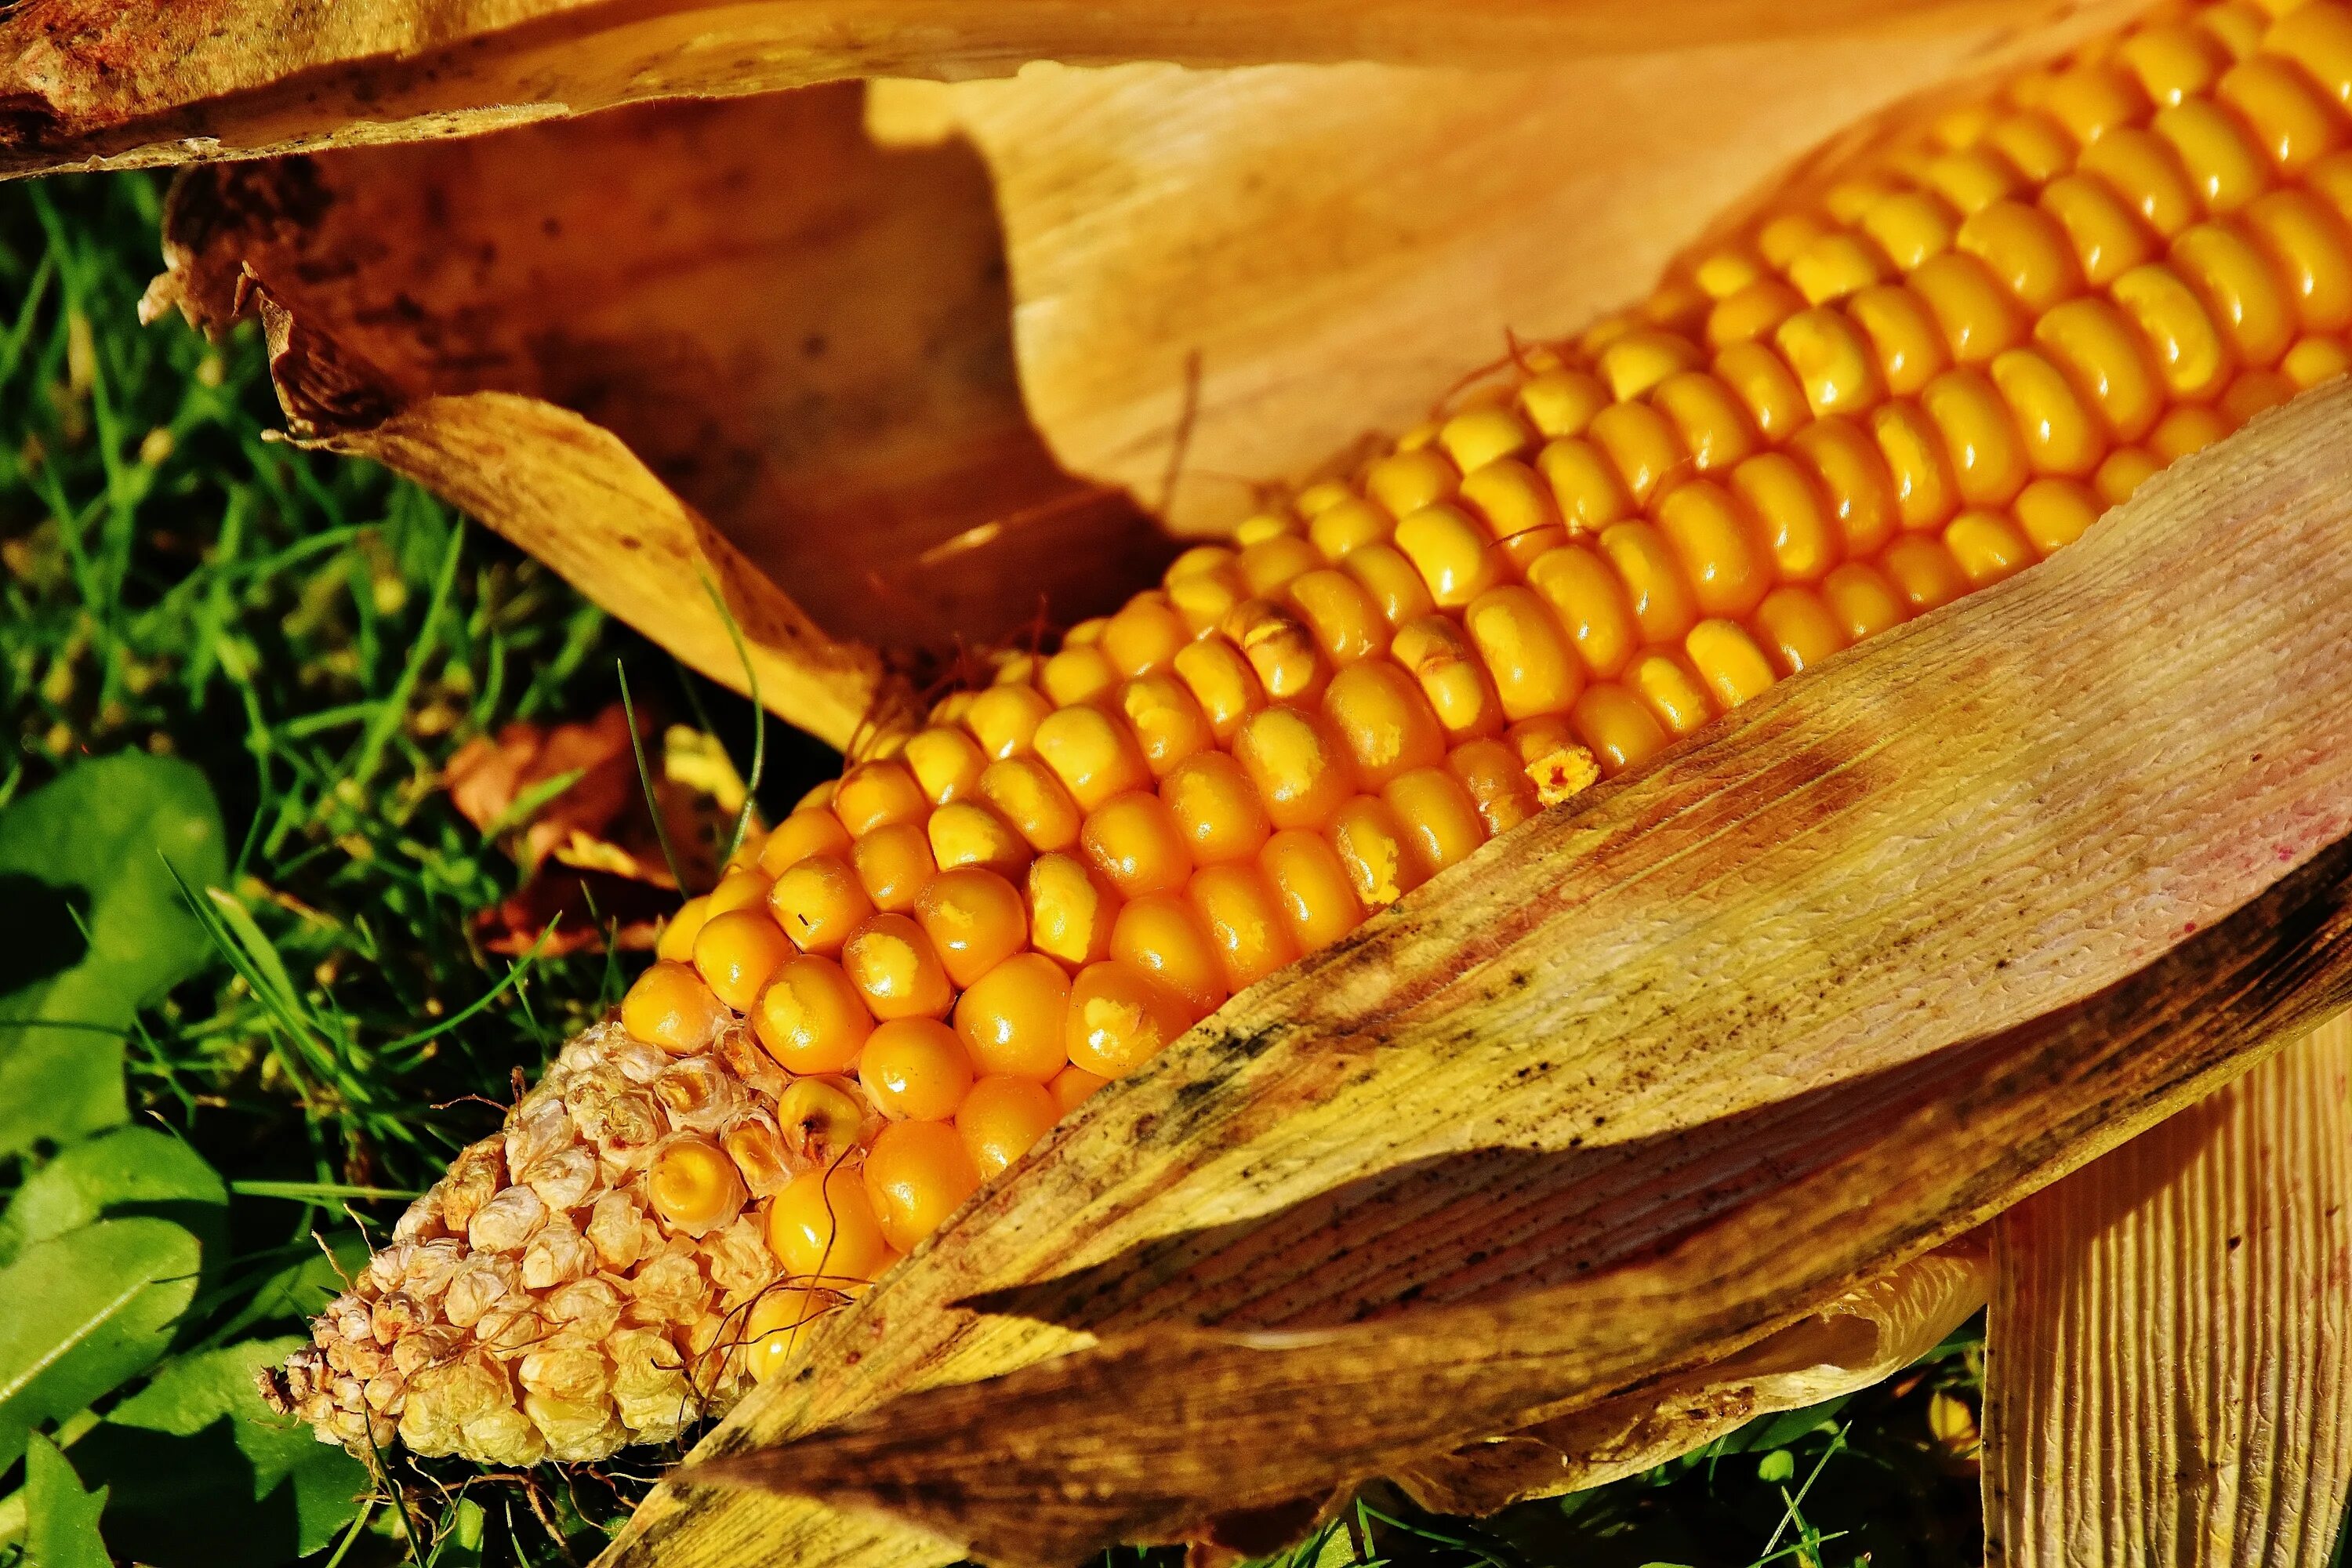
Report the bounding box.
[1033,703,1151,812]
[1080,791,1195,898]
[1233,706,1355,830]
[768,1165,890,1283]
[1327,796,1425,909]
[766,855,873,956]
[863,1120,981,1254]
[1686,619,1780,710]
[622,960,729,1054]
[975,757,1084,855]
[854,822,935,915]
[1464,585,1583,721]
[1391,615,1507,740]
[1188,863,1303,993]
[1259,827,1368,949]
[1024,853,1119,971]
[926,799,1033,880]
[954,951,1073,1081]
[1657,481,1773,619]
[1109,894,1229,1017]
[759,808,855,877]
[841,913,955,1022]
[902,726,986,806]
[956,1076,1061,1179]
[752,955,872,1075]
[692,909,794,1012]
[913,866,1029,989]
[1323,659,1448,788]
[861,1018,976,1121]
[1065,960,1193,1077]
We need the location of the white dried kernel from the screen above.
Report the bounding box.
[504,1102,575,1178]
[441,1256,514,1330]
[463,1407,548,1468]
[586,1191,653,1272]
[468,1185,548,1254]
[701,1216,777,1304]
[523,1144,600,1212]
[654,1055,743,1133]
[521,1217,596,1291]
[543,1277,623,1343]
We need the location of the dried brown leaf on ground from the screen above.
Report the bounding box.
[0,0,2096,178]
[596,373,2352,1568]
[1984,1016,2352,1567]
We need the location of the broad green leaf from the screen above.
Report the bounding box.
[0,1218,201,1472]
[0,755,227,1156]
[427,1497,487,1568]
[74,1338,368,1566]
[23,1432,110,1568]
[213,1232,368,1343]
[0,1127,228,1269]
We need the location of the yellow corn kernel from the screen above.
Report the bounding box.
[1651,371,1763,474]
[1258,829,1367,952]
[841,913,955,1021]
[1390,614,1505,742]
[1161,750,1274,867]
[705,867,773,917]
[926,799,1031,880]
[2041,67,2150,144]
[1820,560,1912,641]
[1064,615,1110,647]
[1598,328,1704,399]
[2284,333,2352,385]
[851,822,934,915]
[2154,98,2272,210]
[1908,252,2028,365]
[1958,201,2087,314]
[906,868,1025,991]
[975,756,1083,855]
[2033,296,2167,440]
[767,855,873,956]
[759,808,855,877]
[1172,635,1266,741]
[1188,863,1301,993]
[1505,717,1602,807]
[1869,401,1963,531]
[1323,659,1447,789]
[2244,190,2352,332]
[1922,147,2022,215]
[2095,444,2165,503]
[1292,485,1352,519]
[1788,230,1890,305]
[833,760,927,838]
[1079,791,1194,899]
[1287,568,1388,666]
[1236,533,1323,599]
[2268,1,2352,107]
[1686,619,1779,710]
[1049,1062,1109,1115]
[1524,543,1641,680]
[1327,795,1425,909]
[1447,736,1543,835]
[2150,400,2238,458]
[953,951,1072,1082]
[1759,210,1836,268]
[1394,502,1507,609]
[1776,307,1886,416]
[1457,458,1570,570]
[1537,437,1637,534]
[2230,365,2300,421]
[2219,57,2347,173]
[692,909,793,1012]
[1167,559,1247,633]
[1110,892,1229,1018]
[1597,521,1701,645]
[1624,650,1718,738]
[1464,585,1582,722]
[2171,221,2296,365]
[1712,340,1814,440]
[1094,595,1186,681]
[861,1018,975,1122]
[2114,260,2236,397]
[1751,585,1849,675]
[768,1165,890,1283]
[963,682,1054,761]
[752,954,872,1075]
[1730,452,1838,585]
[1232,706,1354,830]
[2203,1,2269,59]
[1381,765,1486,878]
[1570,683,1671,777]
[956,1076,1059,1179]
[864,1120,980,1253]
[1033,702,1151,811]
[1588,401,1690,507]
[902,726,985,808]
[1224,597,1327,706]
[1065,960,1192,1076]
[1708,278,1806,347]
[1789,416,1900,557]
[1991,347,2108,477]
[655,895,711,964]
[1922,368,2031,506]
[1519,368,1612,437]
[1341,541,1439,628]
[1945,510,2041,586]
[1025,852,1119,971]
[1049,644,1120,705]
[2122,20,2229,106]
[1987,112,2076,183]
[1846,285,1951,395]
[2082,127,2203,236]
[1364,447,1460,519]
[2038,174,2159,288]
[1306,496,1391,561]
[1657,480,1773,619]
[2013,477,2106,554]
[622,960,729,1054]
[1118,674,1214,780]
[1439,405,1535,472]
[1862,189,1960,271]
[1880,534,1973,612]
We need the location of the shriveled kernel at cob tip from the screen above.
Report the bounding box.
[278,0,2352,1464]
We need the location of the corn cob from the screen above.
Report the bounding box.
[271,0,2352,1465]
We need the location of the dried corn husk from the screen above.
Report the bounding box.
[592,383,2352,1565]
[1984,1016,2352,1566]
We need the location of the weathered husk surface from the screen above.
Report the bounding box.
[0,0,2103,179]
[589,380,2352,1566]
[1984,1015,2352,1566]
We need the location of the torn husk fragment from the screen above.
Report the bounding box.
[1984,1014,2352,1567]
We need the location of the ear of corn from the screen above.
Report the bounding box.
[273,0,2352,1465]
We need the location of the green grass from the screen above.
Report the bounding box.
[0,172,1985,1568]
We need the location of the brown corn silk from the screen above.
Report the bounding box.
[20,0,2352,1557]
